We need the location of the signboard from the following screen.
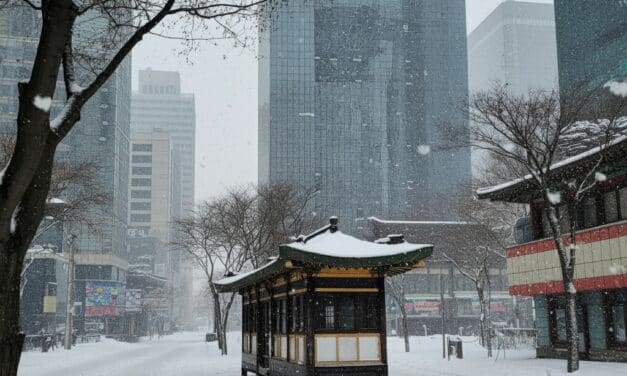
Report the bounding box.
[85,281,119,316]
[403,300,440,317]
[43,296,57,313]
[125,289,142,312]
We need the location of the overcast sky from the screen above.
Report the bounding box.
[132,0,553,203]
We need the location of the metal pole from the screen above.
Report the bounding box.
[64,234,76,350]
[440,272,445,359]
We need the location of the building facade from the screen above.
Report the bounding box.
[131,70,196,329]
[478,138,627,362]
[131,69,196,215]
[1,4,132,335]
[367,217,531,335]
[468,1,558,96]
[554,0,627,93]
[259,0,471,234]
[128,129,181,277]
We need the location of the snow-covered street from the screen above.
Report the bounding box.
[18,332,239,376]
[18,332,627,376]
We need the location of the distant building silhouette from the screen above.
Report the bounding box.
[468,1,558,95]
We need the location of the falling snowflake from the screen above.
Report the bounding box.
[33,95,52,112]
[547,190,561,204]
[604,80,627,98]
[594,172,607,182]
[609,263,626,275]
[417,145,430,155]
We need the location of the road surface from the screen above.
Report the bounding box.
[19,332,237,376]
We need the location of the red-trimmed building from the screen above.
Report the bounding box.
[478,136,627,362]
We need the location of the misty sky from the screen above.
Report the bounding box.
[132,0,553,203]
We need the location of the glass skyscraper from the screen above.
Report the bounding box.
[1,5,131,331]
[259,0,470,234]
[554,0,627,93]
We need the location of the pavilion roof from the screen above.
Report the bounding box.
[214,218,432,292]
[477,135,627,203]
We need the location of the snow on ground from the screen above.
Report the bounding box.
[388,336,625,376]
[18,332,627,376]
[18,332,240,376]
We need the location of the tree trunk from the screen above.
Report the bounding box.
[219,292,237,356]
[0,2,77,375]
[400,306,410,352]
[565,289,579,373]
[546,204,579,372]
[0,261,24,376]
[211,289,223,351]
[0,146,59,375]
[476,285,486,349]
[483,264,493,358]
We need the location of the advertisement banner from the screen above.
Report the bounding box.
[125,289,142,312]
[85,281,119,316]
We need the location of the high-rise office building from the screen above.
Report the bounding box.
[554,0,627,94]
[258,0,470,233]
[1,5,132,333]
[128,128,181,276]
[468,1,558,96]
[131,71,195,328]
[131,70,196,215]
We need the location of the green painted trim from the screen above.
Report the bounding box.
[214,245,433,293]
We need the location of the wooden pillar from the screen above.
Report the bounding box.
[377,276,388,366]
[305,276,316,375]
[286,273,292,362]
[269,284,275,361]
[255,286,263,374]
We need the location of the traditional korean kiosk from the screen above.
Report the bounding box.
[215,217,433,376]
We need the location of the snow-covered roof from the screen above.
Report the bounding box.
[214,258,281,287]
[368,216,468,225]
[215,218,433,292]
[287,230,429,258]
[477,135,627,201]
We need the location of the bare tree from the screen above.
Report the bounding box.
[0,1,278,372]
[469,83,627,372]
[172,183,316,354]
[386,274,410,352]
[233,183,318,268]
[171,200,246,356]
[442,248,495,357]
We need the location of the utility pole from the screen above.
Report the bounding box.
[64,234,76,350]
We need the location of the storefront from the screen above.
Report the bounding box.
[478,137,627,362]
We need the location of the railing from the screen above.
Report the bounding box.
[493,327,536,350]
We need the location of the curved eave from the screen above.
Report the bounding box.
[214,259,286,293]
[478,137,627,203]
[279,244,433,270]
[214,245,434,293]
